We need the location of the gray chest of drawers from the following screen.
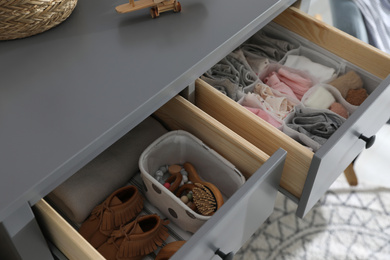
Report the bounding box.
[0,0,302,259]
[6,1,390,259]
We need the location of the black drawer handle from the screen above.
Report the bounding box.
[359,134,376,149]
[215,249,234,260]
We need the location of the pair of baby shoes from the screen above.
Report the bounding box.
[79,185,169,259]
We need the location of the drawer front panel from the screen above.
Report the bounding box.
[272,7,390,217]
[297,76,390,217]
[171,149,286,259]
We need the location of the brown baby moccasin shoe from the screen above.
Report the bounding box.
[97,214,170,260]
[78,185,144,248]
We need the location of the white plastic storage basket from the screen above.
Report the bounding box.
[139,130,245,233]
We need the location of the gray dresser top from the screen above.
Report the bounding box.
[0,0,293,220]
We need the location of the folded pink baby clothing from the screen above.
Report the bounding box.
[277,68,312,100]
[254,82,274,100]
[329,102,349,119]
[253,83,297,119]
[243,106,282,128]
[264,72,298,100]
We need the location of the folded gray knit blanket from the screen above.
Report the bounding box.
[287,108,346,145]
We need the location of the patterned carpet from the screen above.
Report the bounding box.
[234,176,390,260]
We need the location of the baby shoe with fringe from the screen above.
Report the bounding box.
[78,185,144,248]
[97,214,170,260]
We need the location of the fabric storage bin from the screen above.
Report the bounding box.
[242,23,301,63]
[139,130,245,233]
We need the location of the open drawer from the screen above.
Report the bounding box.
[195,7,390,218]
[33,95,286,259]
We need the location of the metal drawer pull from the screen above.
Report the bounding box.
[215,249,234,260]
[359,134,376,149]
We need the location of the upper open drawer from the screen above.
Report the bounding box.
[195,7,390,218]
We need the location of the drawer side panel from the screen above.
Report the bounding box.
[171,149,287,259]
[33,200,104,260]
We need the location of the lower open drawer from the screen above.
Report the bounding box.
[33,95,286,260]
[195,7,390,217]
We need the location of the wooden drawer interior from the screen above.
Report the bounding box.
[33,95,273,259]
[153,95,269,178]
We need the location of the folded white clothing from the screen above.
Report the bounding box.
[303,86,336,109]
[284,55,336,83]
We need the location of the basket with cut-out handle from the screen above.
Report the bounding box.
[139,130,245,233]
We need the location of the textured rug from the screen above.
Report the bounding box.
[234,176,390,260]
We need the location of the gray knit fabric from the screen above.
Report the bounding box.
[285,107,346,151]
[45,117,168,224]
[202,50,258,101]
[245,30,298,61]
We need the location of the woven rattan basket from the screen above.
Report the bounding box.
[0,0,78,41]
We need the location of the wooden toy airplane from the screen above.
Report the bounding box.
[116,0,181,18]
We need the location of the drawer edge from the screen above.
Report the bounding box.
[154,94,270,179]
[273,7,390,79]
[33,200,104,260]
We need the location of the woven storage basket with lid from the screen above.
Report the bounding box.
[0,0,77,41]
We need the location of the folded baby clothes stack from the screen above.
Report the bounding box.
[246,30,297,61]
[277,68,312,100]
[328,70,364,98]
[303,86,336,110]
[264,72,299,100]
[329,102,349,119]
[200,76,240,101]
[201,50,258,100]
[240,44,271,75]
[346,88,369,106]
[253,83,297,120]
[283,55,336,83]
[224,50,258,90]
[285,107,346,151]
[264,68,312,100]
